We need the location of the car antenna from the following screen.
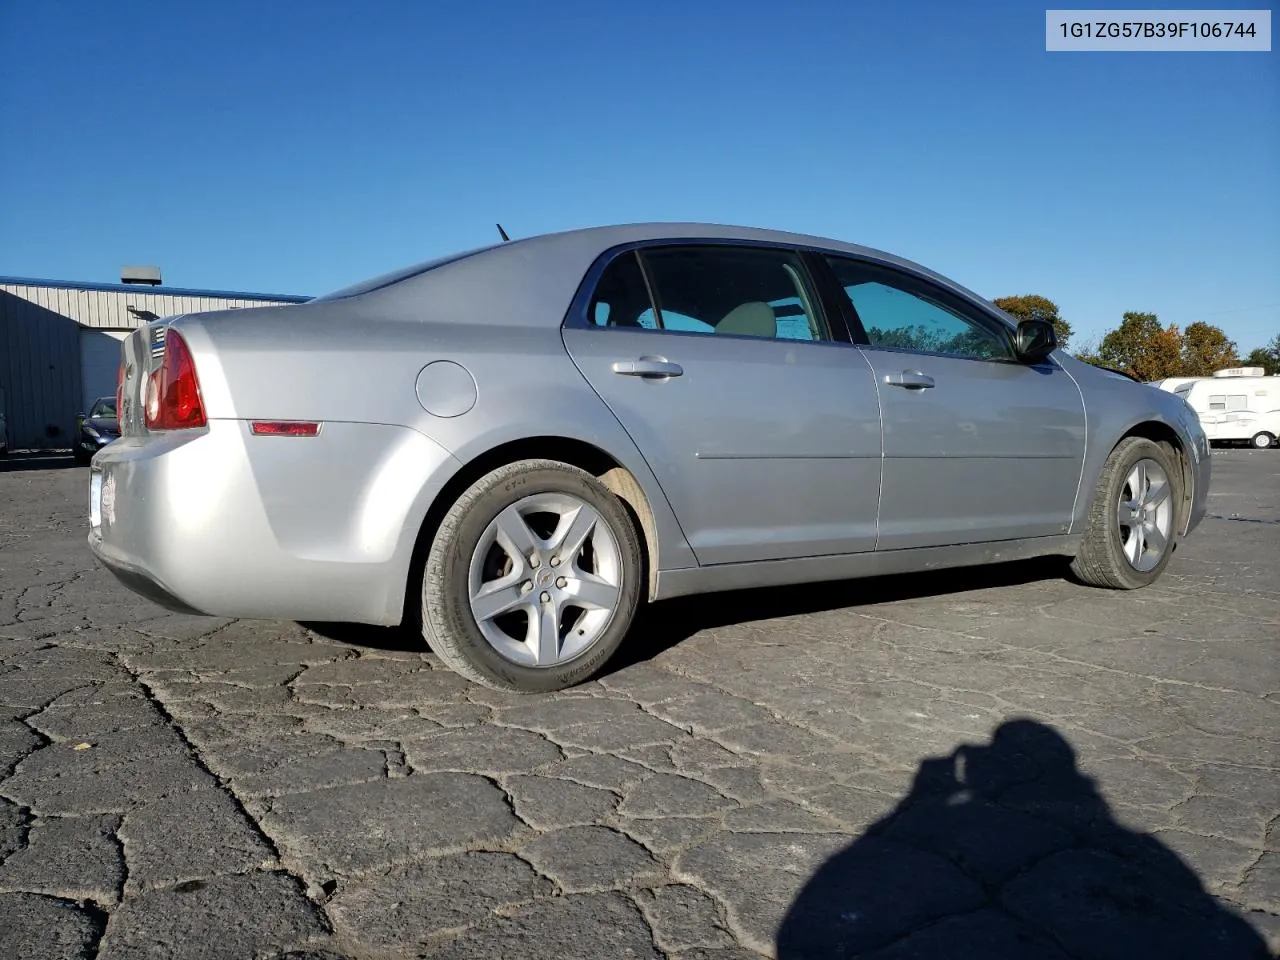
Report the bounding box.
[496,223,511,242]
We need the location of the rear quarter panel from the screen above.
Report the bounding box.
[169,269,698,583]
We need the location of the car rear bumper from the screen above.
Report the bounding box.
[87,419,461,624]
[88,535,209,615]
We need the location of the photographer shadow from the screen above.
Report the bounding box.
[776,719,1269,959]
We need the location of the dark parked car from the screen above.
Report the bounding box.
[74,396,119,464]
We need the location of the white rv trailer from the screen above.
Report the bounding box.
[1171,367,1280,449]
[1149,376,1204,393]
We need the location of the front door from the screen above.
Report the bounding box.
[820,254,1087,551]
[562,243,883,566]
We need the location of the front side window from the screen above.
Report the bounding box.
[1208,394,1226,410]
[824,256,1012,361]
[638,245,831,342]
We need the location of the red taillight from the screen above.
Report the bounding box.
[145,329,207,430]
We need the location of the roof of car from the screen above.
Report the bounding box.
[506,221,898,261]
[315,221,982,306]
[186,221,1009,336]
[553,222,991,300]
[479,221,996,315]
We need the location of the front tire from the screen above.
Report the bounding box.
[421,459,643,693]
[1250,431,1275,450]
[1070,437,1182,590]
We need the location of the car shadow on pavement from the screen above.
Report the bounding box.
[775,719,1269,959]
[306,557,1077,664]
[609,556,1074,675]
[301,620,428,654]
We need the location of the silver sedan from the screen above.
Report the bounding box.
[88,223,1211,692]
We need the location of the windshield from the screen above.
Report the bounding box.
[90,398,118,419]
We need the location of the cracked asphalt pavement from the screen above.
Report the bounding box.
[0,449,1276,959]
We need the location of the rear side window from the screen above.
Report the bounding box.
[639,245,831,342]
[588,252,657,329]
[1208,394,1226,410]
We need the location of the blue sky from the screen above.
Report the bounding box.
[1,0,1276,351]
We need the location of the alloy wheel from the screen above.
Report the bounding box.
[467,492,623,667]
[1115,458,1174,572]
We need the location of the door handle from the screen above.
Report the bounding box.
[884,370,935,389]
[611,358,684,379]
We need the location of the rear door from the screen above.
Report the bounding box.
[562,242,883,566]
[818,254,1086,550]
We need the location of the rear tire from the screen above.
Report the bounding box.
[420,459,643,693]
[1250,431,1275,450]
[1070,437,1182,590]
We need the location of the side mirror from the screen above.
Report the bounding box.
[1014,319,1057,364]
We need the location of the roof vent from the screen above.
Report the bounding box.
[121,265,162,286]
[1213,366,1266,378]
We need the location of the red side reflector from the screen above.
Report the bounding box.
[249,421,321,437]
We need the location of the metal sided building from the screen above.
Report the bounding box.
[0,273,308,450]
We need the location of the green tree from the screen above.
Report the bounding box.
[1243,333,1280,375]
[1098,312,1184,381]
[865,324,999,358]
[993,295,1072,349]
[1180,321,1239,376]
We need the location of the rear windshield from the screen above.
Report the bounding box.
[311,243,502,302]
